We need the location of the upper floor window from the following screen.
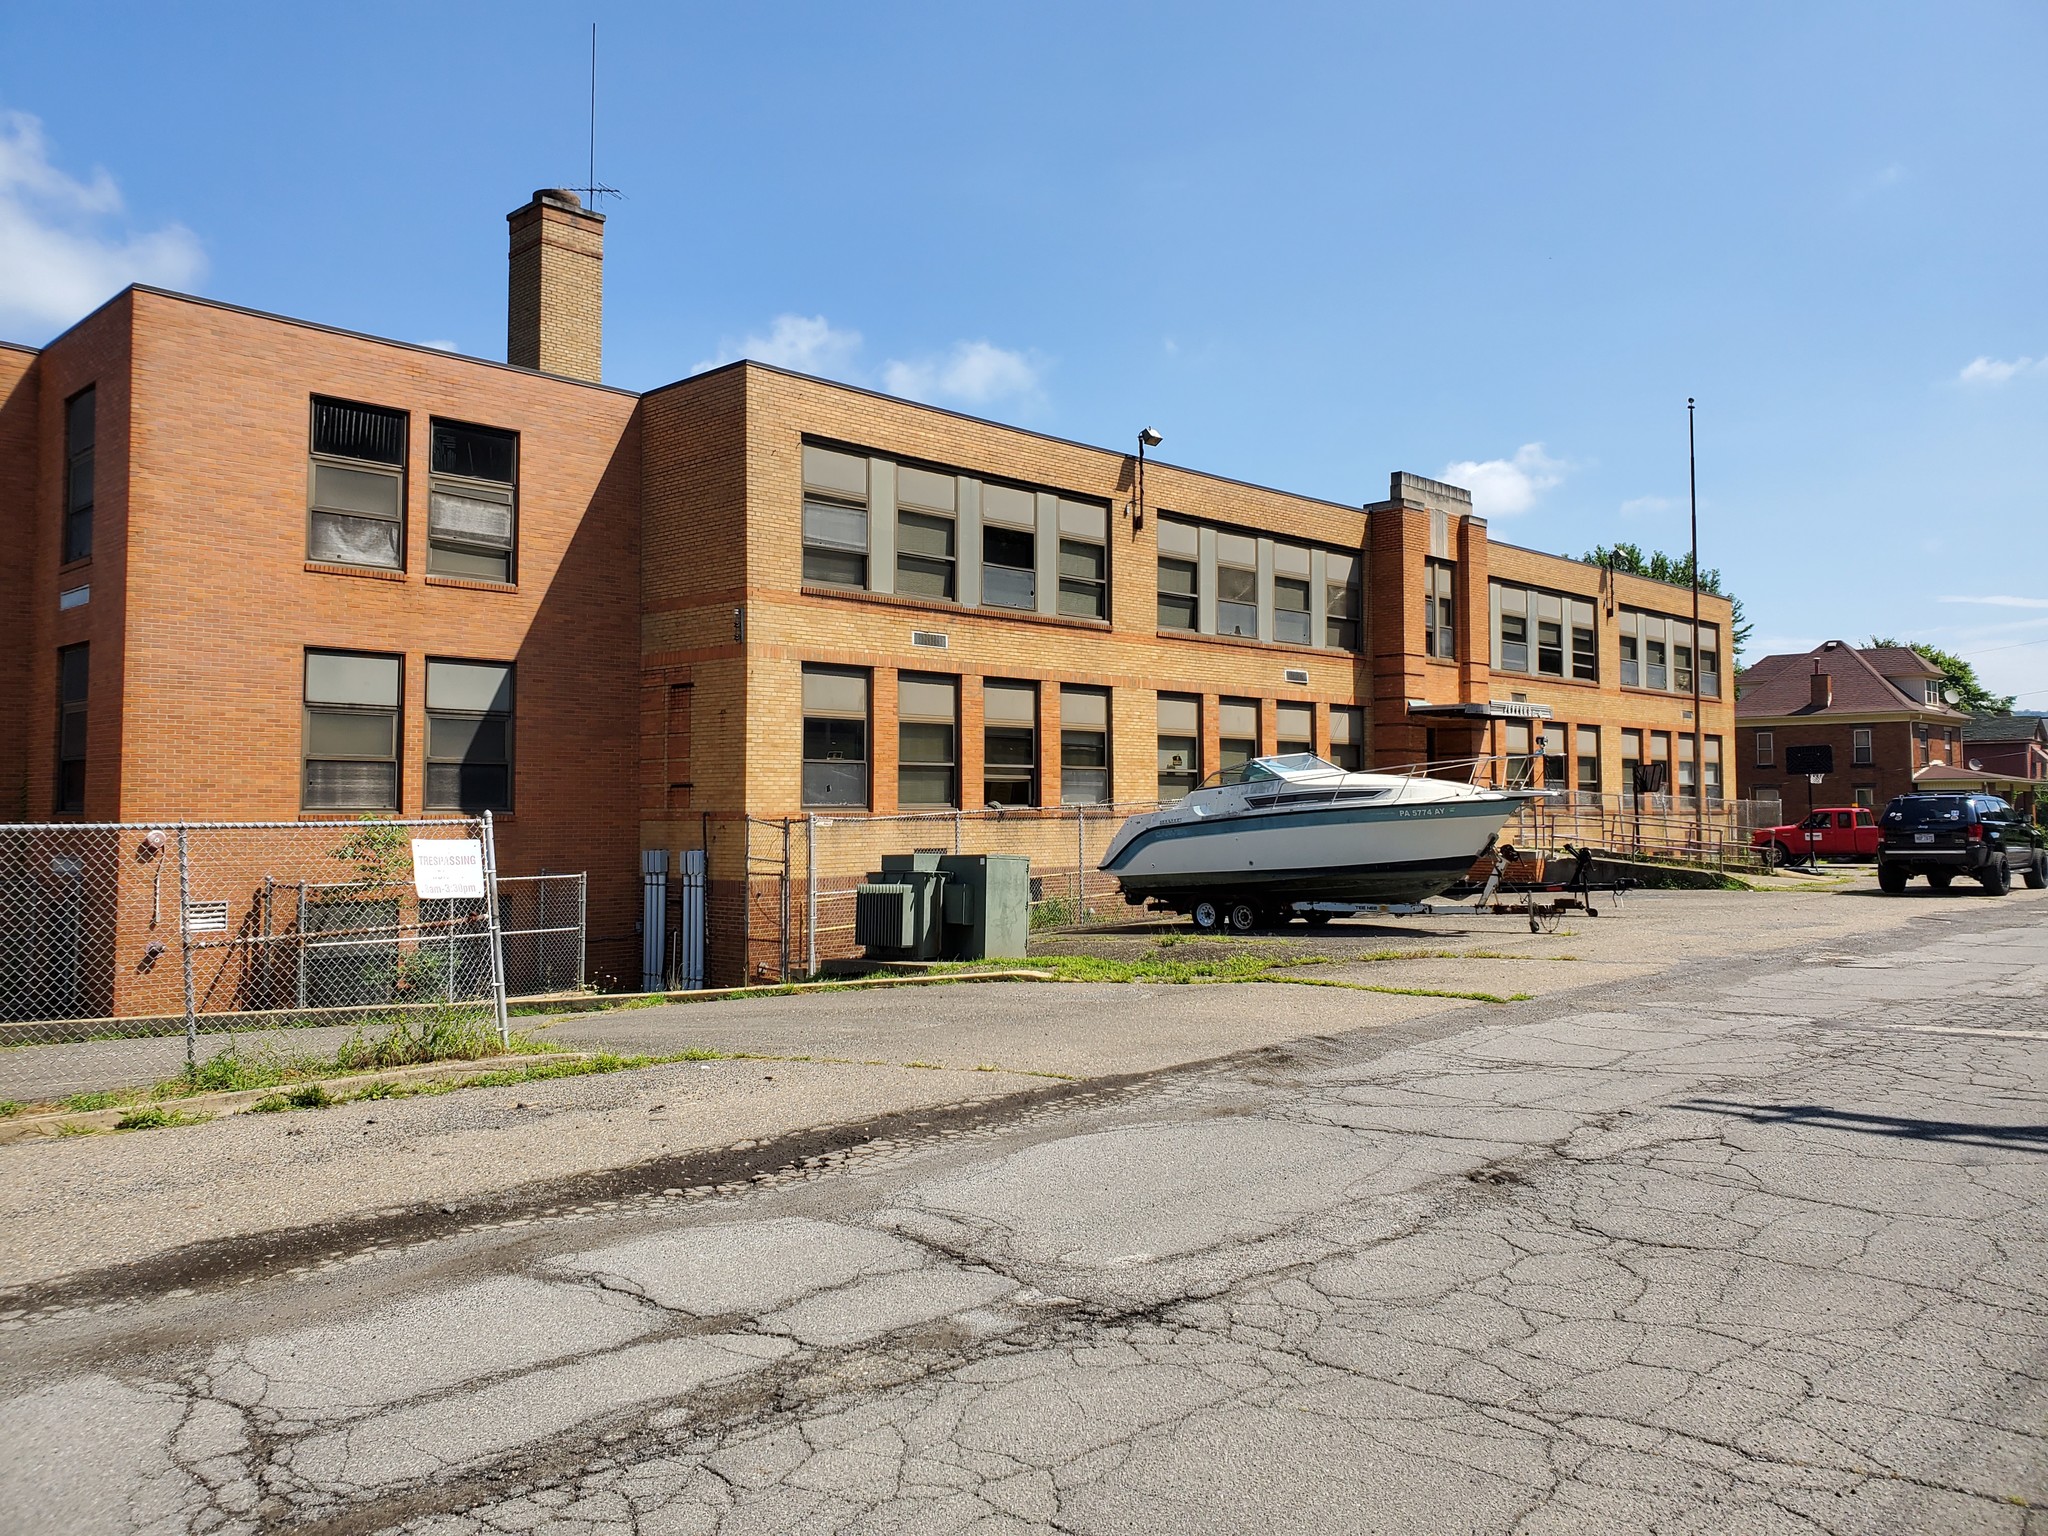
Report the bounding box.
[1854,728,1873,766]
[1272,545,1312,645]
[1424,560,1455,659]
[896,465,957,601]
[425,659,514,811]
[309,397,406,570]
[1057,500,1109,620]
[1157,519,1199,632]
[1755,729,1774,767]
[428,421,518,582]
[801,445,869,588]
[1618,607,1716,695]
[303,649,401,811]
[63,388,94,564]
[56,644,88,813]
[1923,679,1942,706]
[981,483,1036,611]
[1216,533,1258,638]
[1326,554,1362,651]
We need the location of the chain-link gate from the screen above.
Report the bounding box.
[0,817,545,1108]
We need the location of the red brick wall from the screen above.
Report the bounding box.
[0,342,40,818]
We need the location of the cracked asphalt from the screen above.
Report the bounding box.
[3,888,2046,1534]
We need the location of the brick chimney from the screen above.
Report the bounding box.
[1809,660,1832,710]
[507,189,604,383]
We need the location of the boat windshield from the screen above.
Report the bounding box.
[1195,754,1344,791]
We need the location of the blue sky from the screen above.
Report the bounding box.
[5,3,2044,702]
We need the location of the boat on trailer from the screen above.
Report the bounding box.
[1098,753,1535,931]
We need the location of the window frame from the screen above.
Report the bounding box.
[983,680,1039,807]
[63,386,95,565]
[801,444,871,590]
[424,658,515,812]
[307,395,408,572]
[426,418,519,584]
[302,648,403,813]
[56,643,88,814]
[1755,729,1774,767]
[1575,724,1600,798]
[1157,553,1199,632]
[1218,696,1260,776]
[1325,554,1363,651]
[1425,560,1456,660]
[981,522,1037,611]
[895,465,959,602]
[801,664,871,809]
[1275,701,1315,758]
[1853,728,1873,766]
[1157,693,1202,801]
[1329,705,1364,772]
[1059,686,1111,805]
[1216,546,1259,638]
[897,672,960,810]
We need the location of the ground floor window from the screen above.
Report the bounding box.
[1219,697,1259,775]
[802,665,869,808]
[303,649,401,811]
[1329,706,1364,771]
[1504,721,1534,787]
[898,673,958,809]
[425,659,513,811]
[1276,702,1314,758]
[1854,786,1874,809]
[1621,728,1643,804]
[1158,693,1200,800]
[1576,725,1600,799]
[57,644,88,814]
[983,680,1037,806]
[1060,686,1110,804]
[1541,725,1567,791]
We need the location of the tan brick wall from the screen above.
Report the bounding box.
[507,197,604,384]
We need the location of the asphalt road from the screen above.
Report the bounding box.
[3,887,2045,1533]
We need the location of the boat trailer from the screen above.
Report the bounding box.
[1455,843,1638,932]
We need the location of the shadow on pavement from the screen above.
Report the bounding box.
[1678,1098,2048,1153]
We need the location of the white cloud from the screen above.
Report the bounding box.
[1956,355,2042,386]
[694,315,1045,410]
[0,108,205,335]
[1440,442,1566,517]
[881,340,1042,408]
[693,313,864,378]
[1939,594,2048,609]
[1620,495,1674,518]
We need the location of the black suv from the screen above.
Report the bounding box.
[1876,794,2047,895]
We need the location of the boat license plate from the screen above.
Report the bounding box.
[1915,833,1934,844]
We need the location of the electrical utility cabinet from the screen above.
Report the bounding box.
[856,851,1030,963]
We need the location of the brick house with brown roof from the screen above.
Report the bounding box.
[1736,641,1970,813]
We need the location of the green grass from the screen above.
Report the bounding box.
[63,1089,135,1113]
[0,1100,21,1119]
[251,1082,334,1113]
[114,1105,212,1131]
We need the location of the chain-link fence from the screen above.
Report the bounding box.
[0,817,587,1108]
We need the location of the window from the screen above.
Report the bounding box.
[1504,721,1534,787]
[1914,724,1930,767]
[303,650,401,811]
[1273,545,1311,645]
[428,420,518,581]
[1855,789,1875,811]
[1755,730,1774,767]
[425,660,513,811]
[63,387,94,564]
[1060,686,1110,804]
[1619,615,1640,688]
[1650,732,1671,797]
[56,644,87,813]
[983,680,1038,806]
[1924,679,1941,706]
[896,465,957,600]
[981,483,1037,611]
[801,445,869,587]
[1057,500,1109,619]
[1854,728,1873,766]
[1535,593,1565,677]
[1217,534,1258,637]
[1757,787,1782,815]
[1570,600,1597,681]
[1329,706,1364,771]
[1425,561,1455,659]
[1276,702,1314,757]
[1698,625,1720,696]
[1644,616,1669,691]
[1496,585,1528,672]
[308,397,406,570]
[1576,725,1600,798]
[1677,734,1697,804]
[898,673,958,808]
[1621,728,1643,803]
[1326,554,1362,650]
[1158,694,1201,800]
[1157,519,1199,631]
[1673,621,1695,694]
[801,666,869,807]
[1542,725,1567,791]
[1219,697,1259,775]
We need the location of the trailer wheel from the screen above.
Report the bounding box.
[1190,899,1222,933]
[1226,902,1259,934]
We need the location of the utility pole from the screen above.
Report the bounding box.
[1688,398,1703,853]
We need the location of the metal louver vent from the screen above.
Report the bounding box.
[1283,668,1310,686]
[184,900,230,934]
[910,630,949,649]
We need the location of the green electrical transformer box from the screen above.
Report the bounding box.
[934,853,1031,961]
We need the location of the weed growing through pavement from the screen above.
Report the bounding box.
[114,1105,212,1131]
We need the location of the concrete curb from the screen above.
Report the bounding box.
[518,968,1057,1015]
[0,1053,592,1146]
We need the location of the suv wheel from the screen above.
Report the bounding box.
[1877,863,1907,895]
[1980,858,2013,897]
[2026,855,2047,891]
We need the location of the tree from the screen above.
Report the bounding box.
[1865,637,2014,716]
[1581,543,1755,660]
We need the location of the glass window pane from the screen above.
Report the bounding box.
[427,660,513,712]
[1158,557,1196,596]
[1218,601,1257,638]
[984,565,1036,609]
[429,488,514,547]
[984,769,1035,806]
[1159,592,1198,630]
[898,764,955,807]
[427,762,510,812]
[1217,565,1257,603]
[1060,729,1107,768]
[985,725,1035,765]
[803,499,868,551]
[66,389,96,455]
[428,713,508,762]
[308,709,397,758]
[1058,577,1106,619]
[427,544,512,582]
[803,717,867,761]
[313,463,402,519]
[67,450,93,513]
[984,524,1034,570]
[59,647,90,704]
[803,546,866,587]
[59,711,87,758]
[305,760,398,811]
[1061,767,1109,805]
[306,652,400,707]
[897,554,956,600]
[430,421,516,483]
[898,510,955,557]
[309,512,401,568]
[804,761,867,807]
[1058,539,1104,581]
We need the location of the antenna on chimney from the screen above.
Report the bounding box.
[567,23,624,208]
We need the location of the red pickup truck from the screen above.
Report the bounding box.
[1752,807,1881,865]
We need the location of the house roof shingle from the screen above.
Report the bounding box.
[1963,715,2048,745]
[1735,641,1967,720]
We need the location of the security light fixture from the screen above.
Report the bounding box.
[1138,427,1163,448]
